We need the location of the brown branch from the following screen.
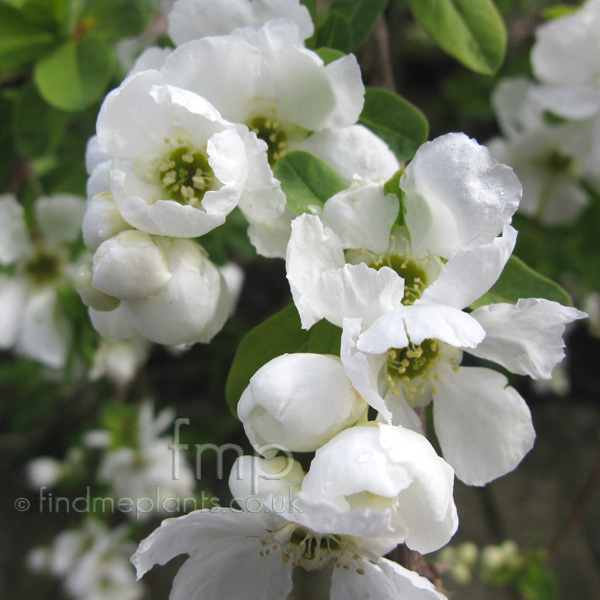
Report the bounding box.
[361,14,396,92]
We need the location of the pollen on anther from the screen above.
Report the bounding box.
[357,568,366,575]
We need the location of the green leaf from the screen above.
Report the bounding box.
[84,0,159,41]
[359,87,428,161]
[315,47,345,65]
[0,4,56,71]
[225,304,342,413]
[316,11,352,53]
[273,151,346,216]
[13,82,69,158]
[383,168,405,226]
[330,0,388,49]
[470,256,572,309]
[406,0,506,75]
[34,35,114,111]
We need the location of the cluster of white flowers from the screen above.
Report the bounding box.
[119,1,587,599]
[488,0,600,224]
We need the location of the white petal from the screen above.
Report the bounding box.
[357,304,485,354]
[219,262,244,317]
[331,558,447,600]
[17,288,70,369]
[341,317,391,420]
[419,225,517,310]
[322,179,399,255]
[82,193,130,252]
[36,195,85,246]
[128,46,172,76]
[85,135,110,175]
[292,125,399,184]
[433,365,535,486]
[92,231,172,301]
[320,54,364,128]
[402,133,521,258]
[382,391,423,433]
[528,84,600,120]
[247,208,295,258]
[89,305,138,339]
[122,238,229,345]
[286,214,346,329]
[168,0,314,45]
[0,194,30,265]
[0,276,27,348]
[469,298,587,379]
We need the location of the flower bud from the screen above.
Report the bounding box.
[82,193,129,251]
[238,353,368,453]
[76,262,120,311]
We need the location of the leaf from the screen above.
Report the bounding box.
[34,35,114,111]
[273,151,346,216]
[470,256,572,309]
[359,87,429,161]
[13,82,69,158]
[0,4,55,71]
[315,47,345,65]
[330,0,388,49]
[316,11,352,53]
[406,0,506,75]
[84,0,159,41]
[225,304,342,413]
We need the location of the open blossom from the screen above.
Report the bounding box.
[238,353,368,452]
[132,453,450,599]
[93,402,195,520]
[96,69,283,239]
[157,18,398,256]
[287,133,586,485]
[488,77,593,224]
[0,194,85,368]
[28,519,141,600]
[168,0,314,45]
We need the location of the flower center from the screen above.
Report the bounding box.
[23,247,63,287]
[545,149,576,175]
[157,145,214,206]
[369,253,428,305]
[387,339,439,382]
[249,116,288,165]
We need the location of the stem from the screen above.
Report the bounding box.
[361,14,396,92]
[547,453,600,558]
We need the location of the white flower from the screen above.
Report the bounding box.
[238,353,368,452]
[168,0,314,46]
[28,519,142,600]
[0,193,85,368]
[530,0,600,120]
[97,402,195,520]
[286,133,586,485]
[89,336,151,385]
[132,454,449,600]
[80,234,229,346]
[488,77,591,224]
[96,69,283,238]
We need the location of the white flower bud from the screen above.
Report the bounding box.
[82,193,129,251]
[76,262,120,312]
[92,230,171,301]
[238,353,368,453]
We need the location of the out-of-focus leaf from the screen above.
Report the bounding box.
[406,0,506,75]
[13,82,69,158]
[315,47,345,65]
[330,0,388,49]
[34,35,114,111]
[470,256,572,309]
[316,11,352,53]
[359,87,429,161]
[273,151,346,216]
[225,304,342,413]
[0,4,56,71]
[84,0,159,41]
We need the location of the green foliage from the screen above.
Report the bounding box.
[471,256,572,309]
[384,168,406,226]
[84,0,159,41]
[34,35,115,111]
[0,3,55,72]
[225,304,342,414]
[273,151,346,215]
[316,11,353,53]
[406,0,506,75]
[329,0,388,49]
[359,87,429,161]
[315,47,345,65]
[13,82,69,158]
